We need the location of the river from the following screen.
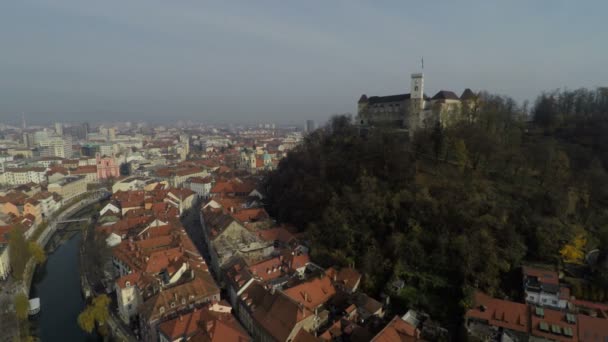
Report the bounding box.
[29,216,101,341]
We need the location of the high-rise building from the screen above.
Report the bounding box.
[83,122,90,140]
[33,130,49,145]
[64,125,86,140]
[55,122,63,136]
[38,136,72,158]
[108,127,116,141]
[305,120,316,133]
[22,132,34,147]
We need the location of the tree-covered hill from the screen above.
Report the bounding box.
[263,88,608,334]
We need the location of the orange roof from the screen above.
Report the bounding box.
[245,282,312,342]
[523,266,559,285]
[159,308,203,340]
[572,299,608,312]
[578,314,608,342]
[257,227,295,244]
[190,315,251,342]
[136,235,173,251]
[466,291,529,333]
[372,315,419,342]
[283,275,336,311]
[230,208,269,223]
[293,328,321,342]
[283,252,310,271]
[116,272,142,289]
[249,257,285,282]
[530,306,577,341]
[326,267,361,292]
[0,225,13,244]
[72,165,97,174]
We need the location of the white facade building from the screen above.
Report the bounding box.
[0,167,48,185]
[0,244,10,280]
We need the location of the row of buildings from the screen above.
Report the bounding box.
[95,183,236,341]
[0,182,73,280]
[466,266,608,341]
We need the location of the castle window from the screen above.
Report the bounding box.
[415,86,419,91]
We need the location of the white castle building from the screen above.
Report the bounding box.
[357,73,477,136]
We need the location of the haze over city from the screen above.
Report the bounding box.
[1,0,607,124]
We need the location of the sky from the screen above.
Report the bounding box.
[0,0,606,125]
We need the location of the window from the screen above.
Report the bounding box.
[170,302,176,308]
[159,306,165,314]
[181,298,186,305]
[415,86,419,91]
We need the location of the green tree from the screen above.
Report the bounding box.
[78,295,111,334]
[14,293,29,320]
[453,139,469,172]
[9,226,29,280]
[28,242,46,264]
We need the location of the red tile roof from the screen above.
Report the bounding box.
[257,227,295,244]
[372,315,419,342]
[159,307,204,340]
[466,291,529,333]
[0,225,13,244]
[578,314,608,342]
[230,208,269,223]
[249,257,286,282]
[530,306,577,341]
[283,275,336,311]
[244,282,313,342]
[523,266,559,285]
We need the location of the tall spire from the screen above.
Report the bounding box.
[421,56,424,70]
[21,113,26,129]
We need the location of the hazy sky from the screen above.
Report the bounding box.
[0,0,606,125]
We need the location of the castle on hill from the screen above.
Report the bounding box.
[357,73,477,136]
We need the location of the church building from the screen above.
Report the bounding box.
[357,73,477,136]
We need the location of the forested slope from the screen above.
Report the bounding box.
[264,88,608,333]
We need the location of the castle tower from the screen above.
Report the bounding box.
[410,73,424,106]
[408,73,425,135]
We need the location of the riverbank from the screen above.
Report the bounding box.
[29,229,101,341]
[79,209,137,342]
[0,190,109,341]
[22,190,110,294]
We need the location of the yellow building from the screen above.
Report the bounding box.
[48,175,87,202]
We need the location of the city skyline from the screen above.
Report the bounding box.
[1,0,607,124]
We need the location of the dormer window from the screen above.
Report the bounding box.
[171,302,176,308]
[159,306,165,314]
[125,281,131,288]
[182,298,186,305]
